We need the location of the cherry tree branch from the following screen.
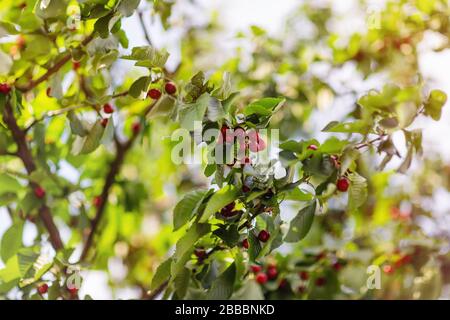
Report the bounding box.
[79,132,139,262]
[2,101,64,250]
[16,34,94,92]
[79,100,158,262]
[137,10,153,47]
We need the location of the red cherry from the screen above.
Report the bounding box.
[224,202,235,212]
[218,125,234,144]
[248,130,266,152]
[336,177,350,192]
[132,122,141,134]
[103,103,114,114]
[242,238,249,249]
[307,144,318,151]
[101,118,109,127]
[34,186,46,199]
[250,265,262,273]
[164,82,177,95]
[147,88,162,100]
[278,278,288,289]
[299,271,309,280]
[267,266,278,280]
[395,254,412,268]
[242,185,251,193]
[38,283,48,294]
[298,285,306,293]
[93,196,102,208]
[68,287,78,296]
[383,265,394,274]
[332,261,342,271]
[194,248,206,259]
[0,83,11,95]
[72,61,81,70]
[316,251,326,261]
[241,157,251,166]
[16,35,26,49]
[315,277,326,286]
[257,230,270,242]
[255,272,268,284]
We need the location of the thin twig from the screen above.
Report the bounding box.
[146,281,169,300]
[355,134,386,150]
[25,105,85,132]
[137,11,153,47]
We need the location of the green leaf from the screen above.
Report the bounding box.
[0,21,19,37]
[17,248,39,276]
[244,97,285,117]
[0,255,21,283]
[129,76,150,98]
[35,0,68,19]
[174,267,190,299]
[147,95,176,119]
[321,120,369,134]
[19,254,53,287]
[285,201,317,243]
[71,120,105,155]
[94,13,121,39]
[178,93,210,131]
[122,46,169,68]
[174,224,210,261]
[1,223,23,262]
[199,185,239,223]
[0,50,12,75]
[230,279,264,300]
[319,137,349,154]
[207,263,236,299]
[117,0,141,17]
[211,72,232,100]
[424,89,447,121]
[279,140,303,153]
[173,190,209,231]
[213,224,240,247]
[347,172,368,211]
[247,232,262,262]
[150,258,172,290]
[0,174,22,195]
[67,111,88,137]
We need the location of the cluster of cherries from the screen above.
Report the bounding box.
[382,251,413,275]
[100,103,141,134]
[147,81,177,99]
[36,283,78,298]
[241,229,270,250]
[251,263,278,285]
[307,144,350,192]
[218,125,267,154]
[220,202,242,218]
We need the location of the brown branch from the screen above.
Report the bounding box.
[146,280,169,300]
[79,132,140,262]
[137,11,153,47]
[112,90,129,99]
[355,134,386,150]
[17,34,94,92]
[2,101,64,250]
